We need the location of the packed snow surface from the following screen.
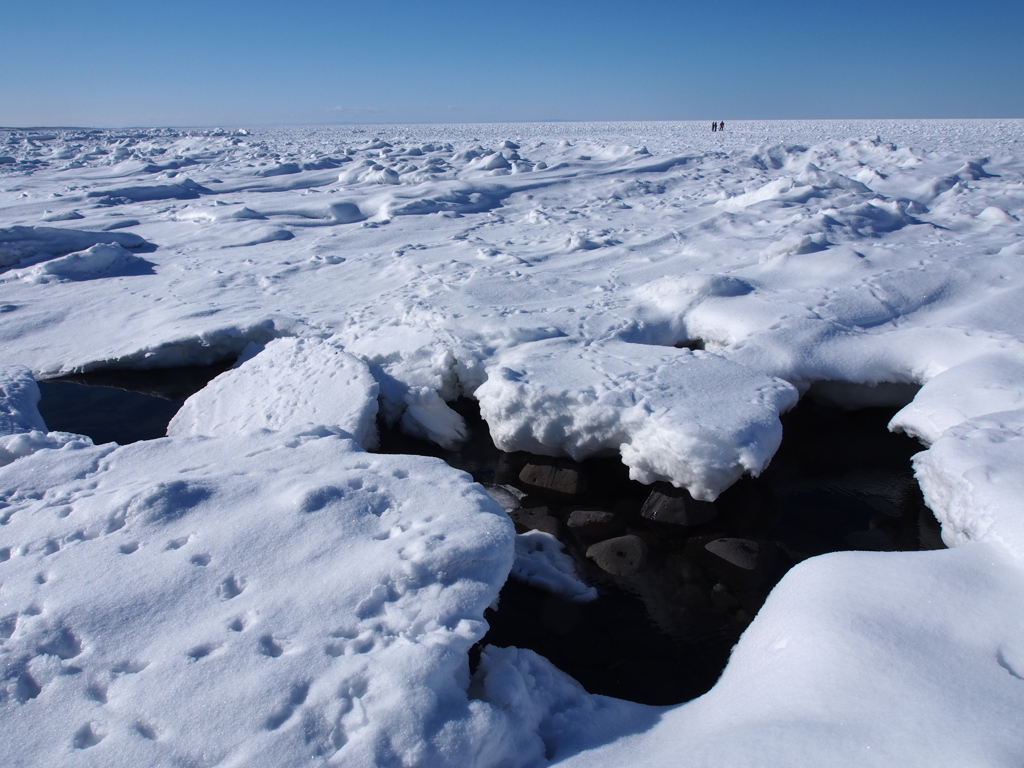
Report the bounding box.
[2,120,1024,766]
[167,337,380,450]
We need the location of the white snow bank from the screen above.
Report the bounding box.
[890,354,1024,445]
[511,530,596,602]
[0,428,514,766]
[914,410,1024,557]
[476,339,798,500]
[167,337,380,450]
[0,429,95,469]
[220,225,295,247]
[0,366,47,435]
[795,162,872,193]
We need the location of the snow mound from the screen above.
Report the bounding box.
[384,187,500,217]
[255,162,302,177]
[717,177,825,210]
[22,243,151,281]
[41,211,85,222]
[264,201,364,223]
[795,162,872,193]
[0,428,514,766]
[221,226,295,247]
[167,337,380,450]
[0,227,147,270]
[86,179,209,204]
[635,274,755,308]
[176,204,266,223]
[476,339,798,500]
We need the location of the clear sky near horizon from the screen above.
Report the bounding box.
[2,0,1022,128]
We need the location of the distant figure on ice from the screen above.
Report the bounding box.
[711,121,717,132]
[719,120,725,131]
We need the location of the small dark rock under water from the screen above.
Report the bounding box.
[36,369,944,706]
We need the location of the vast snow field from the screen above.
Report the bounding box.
[2,119,1024,766]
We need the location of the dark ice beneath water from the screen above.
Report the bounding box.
[36,370,944,706]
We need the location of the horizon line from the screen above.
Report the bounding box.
[2,116,1024,132]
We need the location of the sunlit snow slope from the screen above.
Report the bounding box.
[1,120,1023,767]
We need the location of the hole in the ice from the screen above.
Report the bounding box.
[32,374,943,706]
[673,338,705,351]
[379,396,944,706]
[36,362,233,445]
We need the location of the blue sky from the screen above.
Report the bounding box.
[2,0,1022,127]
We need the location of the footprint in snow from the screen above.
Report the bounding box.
[112,660,149,675]
[85,681,108,704]
[217,575,246,600]
[264,681,310,731]
[36,626,82,659]
[259,634,284,658]
[187,642,220,661]
[72,722,105,749]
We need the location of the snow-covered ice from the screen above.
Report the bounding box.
[167,337,380,450]
[2,119,1024,765]
[475,337,797,500]
[0,422,513,766]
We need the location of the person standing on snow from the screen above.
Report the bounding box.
[719,121,725,131]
